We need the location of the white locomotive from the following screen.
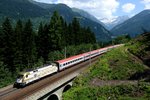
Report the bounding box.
[14,44,123,87]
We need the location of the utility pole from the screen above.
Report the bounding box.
[90,47,91,66]
[64,47,66,59]
[111,36,115,45]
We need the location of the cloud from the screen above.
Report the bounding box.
[34,0,119,19]
[141,0,150,9]
[122,3,135,13]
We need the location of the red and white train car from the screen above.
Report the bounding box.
[55,46,109,71]
[14,44,123,87]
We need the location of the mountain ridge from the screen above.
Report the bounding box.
[111,10,150,37]
[101,16,129,30]
[0,0,111,42]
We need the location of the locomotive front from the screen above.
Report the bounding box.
[14,72,26,87]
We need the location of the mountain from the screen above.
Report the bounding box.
[101,16,129,30]
[0,0,48,18]
[0,0,111,42]
[32,1,111,41]
[72,8,106,27]
[111,10,150,37]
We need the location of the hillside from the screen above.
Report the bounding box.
[0,0,47,18]
[63,32,150,99]
[0,0,111,42]
[72,8,106,27]
[102,16,129,30]
[32,1,111,42]
[111,10,150,37]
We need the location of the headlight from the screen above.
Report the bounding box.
[16,79,22,83]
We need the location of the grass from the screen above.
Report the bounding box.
[63,82,150,100]
[63,43,150,100]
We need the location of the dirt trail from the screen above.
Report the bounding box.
[90,78,138,87]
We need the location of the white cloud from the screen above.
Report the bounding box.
[122,3,135,13]
[141,0,150,9]
[34,0,119,20]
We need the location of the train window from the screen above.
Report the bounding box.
[17,75,23,78]
[26,75,28,78]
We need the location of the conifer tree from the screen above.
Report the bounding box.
[49,11,62,50]
[60,16,67,46]
[13,19,24,70]
[71,18,81,45]
[67,23,73,45]
[1,18,14,72]
[37,23,51,61]
[85,27,96,43]
[22,19,37,67]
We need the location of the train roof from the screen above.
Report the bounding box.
[56,46,109,64]
[56,53,86,64]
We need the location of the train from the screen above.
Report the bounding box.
[14,44,123,87]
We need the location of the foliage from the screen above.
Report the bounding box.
[63,40,150,99]
[0,61,15,88]
[0,11,97,88]
[36,12,97,61]
[63,83,150,100]
[72,46,146,87]
[113,34,131,44]
[48,43,100,61]
[127,32,150,66]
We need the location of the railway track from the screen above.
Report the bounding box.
[0,88,18,97]
[0,55,100,100]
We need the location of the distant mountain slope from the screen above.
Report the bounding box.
[0,0,47,18]
[111,10,150,37]
[0,0,111,42]
[72,8,106,27]
[31,1,111,42]
[101,16,129,30]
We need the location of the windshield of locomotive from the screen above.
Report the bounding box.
[17,75,24,79]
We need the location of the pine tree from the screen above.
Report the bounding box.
[67,23,73,45]
[71,18,81,45]
[0,24,4,61]
[1,18,15,72]
[60,16,67,46]
[36,22,43,58]
[85,27,96,43]
[13,19,24,71]
[22,19,37,67]
[37,23,51,61]
[49,11,62,50]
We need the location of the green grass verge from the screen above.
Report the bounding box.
[63,82,150,100]
[63,45,150,100]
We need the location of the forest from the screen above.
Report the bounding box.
[0,11,97,87]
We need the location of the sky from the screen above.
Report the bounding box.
[34,0,150,20]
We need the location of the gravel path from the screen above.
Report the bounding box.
[90,78,138,87]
